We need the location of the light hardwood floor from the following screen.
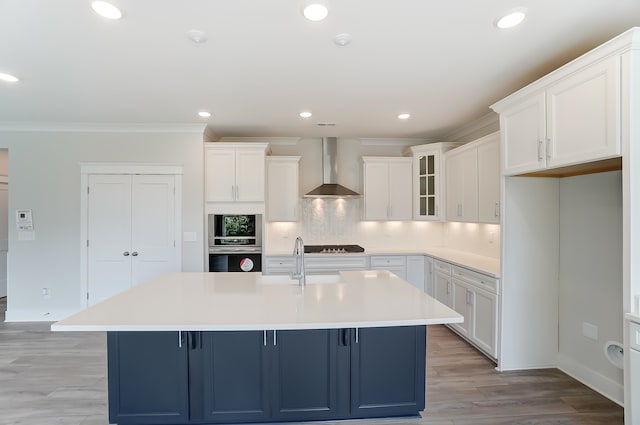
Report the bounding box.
[0,298,623,425]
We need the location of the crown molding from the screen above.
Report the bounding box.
[0,122,207,133]
[440,112,499,142]
[359,138,433,146]
[216,137,301,146]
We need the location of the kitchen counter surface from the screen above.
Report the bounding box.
[264,247,500,278]
[52,271,462,332]
[422,248,500,278]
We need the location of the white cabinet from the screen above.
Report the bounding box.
[495,55,621,175]
[263,255,369,275]
[477,133,501,223]
[428,257,499,360]
[445,132,500,224]
[205,143,270,202]
[433,260,452,308]
[362,157,412,221]
[406,255,425,292]
[405,143,461,221]
[266,157,300,222]
[424,256,434,296]
[370,255,407,280]
[87,174,179,306]
[446,145,478,222]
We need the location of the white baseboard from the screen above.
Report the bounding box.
[557,352,624,406]
[4,308,78,322]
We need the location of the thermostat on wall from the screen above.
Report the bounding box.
[16,209,33,231]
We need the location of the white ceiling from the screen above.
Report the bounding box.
[1,1,639,139]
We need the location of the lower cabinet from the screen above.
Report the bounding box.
[107,326,426,425]
[107,332,190,425]
[351,327,426,417]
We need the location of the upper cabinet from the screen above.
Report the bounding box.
[205,143,270,203]
[445,132,500,224]
[266,156,300,222]
[493,50,622,176]
[405,143,461,221]
[362,157,412,221]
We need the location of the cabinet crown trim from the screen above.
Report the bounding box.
[491,27,640,112]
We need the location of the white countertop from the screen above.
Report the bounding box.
[264,247,500,278]
[51,271,462,332]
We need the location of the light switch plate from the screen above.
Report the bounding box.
[582,322,598,341]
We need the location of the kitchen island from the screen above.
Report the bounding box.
[53,271,462,425]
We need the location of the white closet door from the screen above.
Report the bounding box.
[87,175,133,306]
[0,183,7,298]
[130,175,177,287]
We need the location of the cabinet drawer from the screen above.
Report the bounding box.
[305,256,369,273]
[630,322,640,351]
[264,256,294,275]
[433,260,451,275]
[451,265,499,294]
[370,256,406,268]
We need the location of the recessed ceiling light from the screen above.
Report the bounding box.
[198,111,211,118]
[495,8,527,29]
[333,33,352,46]
[0,72,19,83]
[299,111,312,118]
[302,2,329,21]
[397,113,411,120]
[91,1,123,20]
[187,29,208,44]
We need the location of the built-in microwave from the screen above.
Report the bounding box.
[208,214,262,250]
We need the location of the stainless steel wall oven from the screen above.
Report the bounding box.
[208,214,262,272]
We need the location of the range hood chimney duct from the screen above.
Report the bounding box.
[304,137,360,198]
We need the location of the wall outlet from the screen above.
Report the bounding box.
[41,287,51,299]
[582,322,598,341]
[489,231,495,244]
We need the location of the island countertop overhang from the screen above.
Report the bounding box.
[51,271,463,332]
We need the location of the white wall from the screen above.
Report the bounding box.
[442,222,501,259]
[558,171,623,403]
[0,128,205,321]
[266,138,447,252]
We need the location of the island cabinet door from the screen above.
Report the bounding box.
[271,329,349,421]
[195,331,271,423]
[350,326,426,418]
[107,332,190,425]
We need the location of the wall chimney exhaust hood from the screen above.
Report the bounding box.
[304,137,360,198]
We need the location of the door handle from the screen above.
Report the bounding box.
[545,137,552,161]
[537,139,543,161]
[131,251,138,257]
[123,251,130,256]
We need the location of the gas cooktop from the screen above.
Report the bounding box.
[304,244,365,254]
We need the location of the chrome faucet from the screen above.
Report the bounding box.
[291,236,306,287]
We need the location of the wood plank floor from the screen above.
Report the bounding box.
[0,298,624,425]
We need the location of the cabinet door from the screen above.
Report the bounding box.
[87,175,133,306]
[424,257,434,296]
[500,92,546,175]
[199,331,271,423]
[266,158,299,221]
[477,135,501,224]
[107,332,190,425]
[205,148,236,202]
[350,326,426,418]
[433,271,452,308]
[471,287,498,358]
[547,56,621,168]
[414,151,441,220]
[271,329,346,421]
[363,161,390,220]
[130,175,177,287]
[446,148,478,222]
[235,149,266,202]
[450,278,471,338]
[406,255,425,291]
[387,160,412,220]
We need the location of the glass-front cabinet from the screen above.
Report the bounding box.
[406,143,462,221]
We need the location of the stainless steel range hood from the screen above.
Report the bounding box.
[304,137,360,198]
